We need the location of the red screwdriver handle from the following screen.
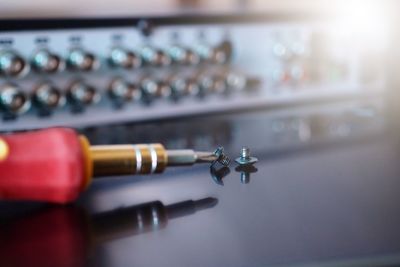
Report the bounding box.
[0,128,89,203]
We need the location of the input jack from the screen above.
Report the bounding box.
[67,81,101,107]
[32,49,64,73]
[0,51,30,77]
[0,83,31,115]
[67,49,99,71]
[33,82,65,109]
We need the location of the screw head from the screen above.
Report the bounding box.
[213,146,231,166]
[137,19,154,37]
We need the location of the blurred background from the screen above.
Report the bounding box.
[0,0,384,17]
[0,0,397,131]
[0,0,395,17]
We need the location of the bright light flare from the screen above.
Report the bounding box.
[330,0,391,51]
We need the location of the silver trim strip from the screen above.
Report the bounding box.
[135,146,142,173]
[149,145,158,173]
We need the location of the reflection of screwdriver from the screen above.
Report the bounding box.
[0,197,218,267]
[92,197,218,242]
[0,128,230,203]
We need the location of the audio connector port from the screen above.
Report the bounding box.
[109,48,141,69]
[0,84,31,115]
[33,82,65,110]
[108,78,141,102]
[32,50,64,73]
[67,49,99,71]
[67,81,101,108]
[0,51,29,77]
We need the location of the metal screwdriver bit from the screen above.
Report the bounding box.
[167,146,230,167]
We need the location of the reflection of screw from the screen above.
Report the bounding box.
[235,147,258,165]
[213,146,231,166]
[210,165,230,186]
[240,172,250,184]
[235,165,258,184]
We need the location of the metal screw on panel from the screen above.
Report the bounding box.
[137,19,154,37]
[235,147,258,165]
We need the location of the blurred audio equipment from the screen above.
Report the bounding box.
[0,14,387,131]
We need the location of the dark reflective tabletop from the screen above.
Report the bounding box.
[2,100,400,267]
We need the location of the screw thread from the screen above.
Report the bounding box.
[241,147,250,159]
[219,155,231,166]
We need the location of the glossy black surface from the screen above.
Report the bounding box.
[2,100,400,267]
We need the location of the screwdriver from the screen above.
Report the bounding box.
[0,128,230,203]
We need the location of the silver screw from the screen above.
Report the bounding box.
[213,146,231,166]
[235,146,258,165]
[241,147,250,159]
